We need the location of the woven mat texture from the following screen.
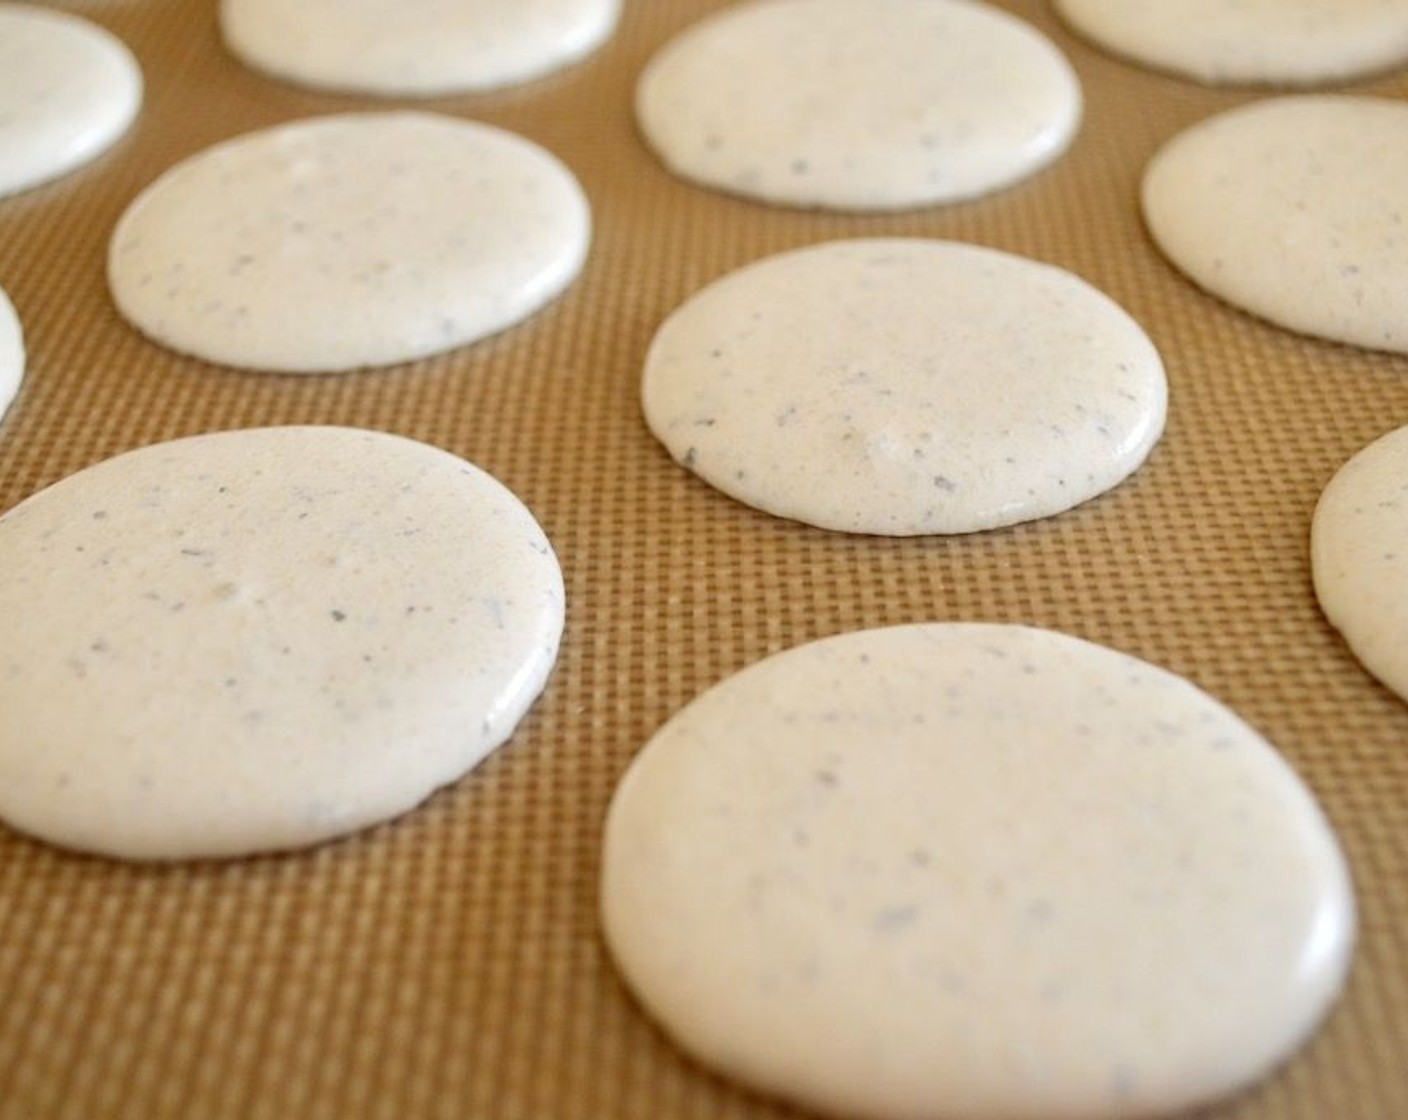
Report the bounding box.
[1,2,1407,1117]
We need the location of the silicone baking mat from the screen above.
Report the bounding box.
[2,3,1406,1117]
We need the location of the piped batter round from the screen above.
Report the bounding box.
[0,287,22,426]
[1055,0,1408,87]
[108,112,590,373]
[1312,424,1408,704]
[220,0,620,97]
[0,4,142,198]
[0,427,565,860]
[635,0,1080,211]
[642,239,1166,535]
[602,623,1356,1120]
[1142,95,1408,354]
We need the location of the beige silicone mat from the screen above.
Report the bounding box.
[2,2,1407,1117]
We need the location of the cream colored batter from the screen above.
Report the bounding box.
[220,0,620,97]
[1055,0,1408,87]
[0,287,22,427]
[0,427,565,860]
[635,0,1080,211]
[1312,424,1408,705]
[643,239,1166,535]
[1142,95,1408,355]
[602,623,1356,1120]
[0,4,142,198]
[108,112,590,373]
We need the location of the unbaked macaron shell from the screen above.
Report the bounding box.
[643,238,1166,535]
[0,287,22,426]
[108,111,590,373]
[635,0,1081,211]
[1055,0,1408,87]
[602,622,1356,1120]
[220,0,620,97]
[0,3,142,198]
[1142,95,1408,355]
[0,426,565,860]
[1312,424,1408,705]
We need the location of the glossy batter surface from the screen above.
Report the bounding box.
[602,623,1356,1120]
[635,0,1080,211]
[643,239,1166,535]
[109,112,590,373]
[0,427,565,860]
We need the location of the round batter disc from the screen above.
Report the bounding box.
[0,4,142,198]
[1312,424,1408,704]
[1142,95,1408,355]
[0,287,22,427]
[220,0,620,97]
[635,0,1080,211]
[0,427,565,860]
[1055,0,1408,87]
[642,239,1166,535]
[108,111,590,373]
[602,623,1356,1120]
